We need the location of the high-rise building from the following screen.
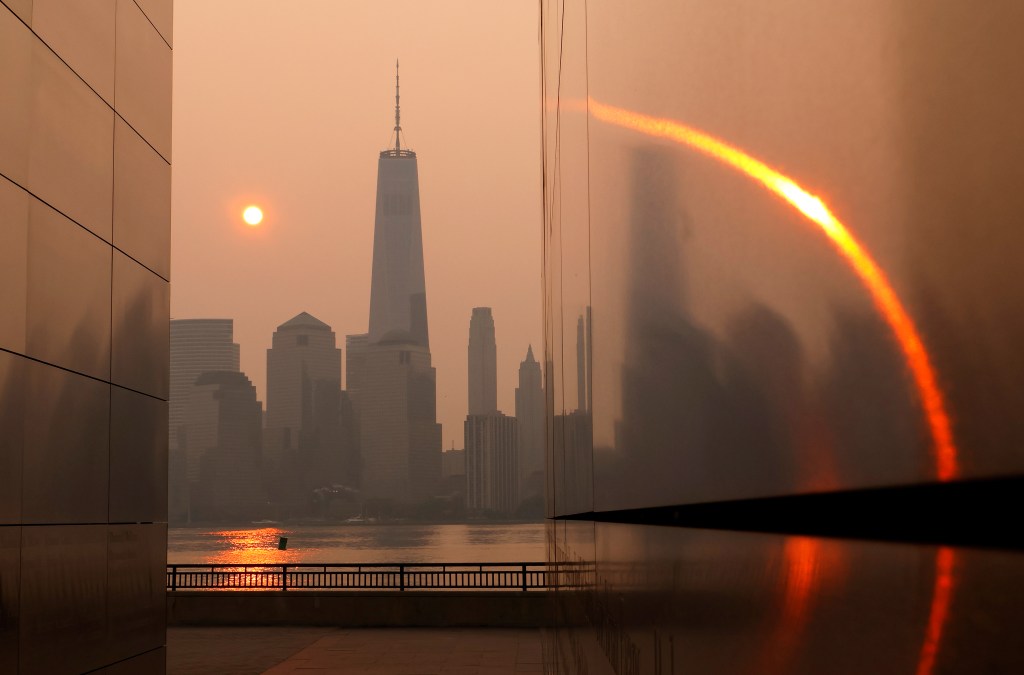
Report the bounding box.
[169,319,240,520]
[575,308,591,413]
[356,65,441,507]
[359,338,441,504]
[468,307,498,415]
[367,62,429,349]
[181,371,264,521]
[265,312,342,459]
[345,332,369,398]
[442,447,467,478]
[264,313,357,514]
[515,345,545,500]
[1,2,171,670]
[465,413,519,515]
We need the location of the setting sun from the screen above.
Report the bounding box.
[242,205,263,226]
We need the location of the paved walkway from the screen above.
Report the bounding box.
[167,627,544,675]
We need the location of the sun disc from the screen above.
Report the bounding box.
[243,205,263,226]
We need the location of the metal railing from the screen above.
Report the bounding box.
[167,562,556,592]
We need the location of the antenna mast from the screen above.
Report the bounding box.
[394,59,401,152]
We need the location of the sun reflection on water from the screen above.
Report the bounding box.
[207,527,303,565]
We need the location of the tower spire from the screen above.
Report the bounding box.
[394,59,401,152]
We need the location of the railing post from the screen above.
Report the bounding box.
[282,565,288,592]
[170,565,177,591]
[522,563,528,592]
[399,564,405,591]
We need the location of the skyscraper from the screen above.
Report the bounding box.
[515,345,545,500]
[169,319,240,521]
[345,332,369,398]
[468,307,498,415]
[359,339,441,504]
[368,61,429,349]
[576,308,591,413]
[356,64,441,507]
[181,371,264,521]
[465,413,519,515]
[265,312,342,460]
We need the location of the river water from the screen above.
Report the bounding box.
[167,523,547,565]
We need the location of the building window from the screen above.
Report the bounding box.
[297,335,309,346]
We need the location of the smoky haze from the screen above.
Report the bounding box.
[171,1,541,448]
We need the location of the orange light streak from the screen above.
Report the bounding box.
[916,547,956,675]
[587,97,958,480]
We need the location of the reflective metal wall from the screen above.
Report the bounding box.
[0,1,171,671]
[541,1,1024,672]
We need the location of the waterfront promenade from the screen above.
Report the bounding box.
[168,626,544,674]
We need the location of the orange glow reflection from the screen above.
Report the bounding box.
[756,536,838,674]
[208,528,301,565]
[587,97,958,481]
[916,547,956,675]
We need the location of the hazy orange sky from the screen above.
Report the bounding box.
[171,1,542,448]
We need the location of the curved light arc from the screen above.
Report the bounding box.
[586,97,958,481]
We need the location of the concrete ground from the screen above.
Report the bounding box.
[167,627,544,675]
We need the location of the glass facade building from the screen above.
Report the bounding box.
[541,1,1024,673]
[1,0,171,671]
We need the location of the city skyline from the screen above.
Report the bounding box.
[171,2,541,449]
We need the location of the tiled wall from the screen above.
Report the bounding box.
[0,1,171,671]
[541,1,1024,673]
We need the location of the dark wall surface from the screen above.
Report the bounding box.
[0,0,172,672]
[541,1,1024,673]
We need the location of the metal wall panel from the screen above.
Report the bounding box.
[1,0,31,25]
[544,0,1024,512]
[92,647,166,674]
[111,251,170,399]
[0,526,20,673]
[114,0,171,159]
[113,115,171,279]
[134,0,172,47]
[109,386,168,523]
[26,195,111,380]
[105,524,166,664]
[0,5,34,185]
[21,359,109,524]
[541,1,1024,673]
[30,0,116,104]
[0,5,113,240]
[550,522,1024,675]
[0,352,26,524]
[19,525,107,674]
[0,177,28,354]
[2,0,170,671]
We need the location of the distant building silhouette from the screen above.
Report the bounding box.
[515,345,545,502]
[442,447,466,478]
[468,307,498,414]
[576,308,592,413]
[182,371,264,521]
[169,319,241,522]
[264,312,356,515]
[359,335,441,505]
[355,65,441,508]
[345,332,369,400]
[465,413,519,515]
[265,312,342,459]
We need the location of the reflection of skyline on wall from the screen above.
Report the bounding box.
[542,0,1024,673]
[1,1,171,670]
